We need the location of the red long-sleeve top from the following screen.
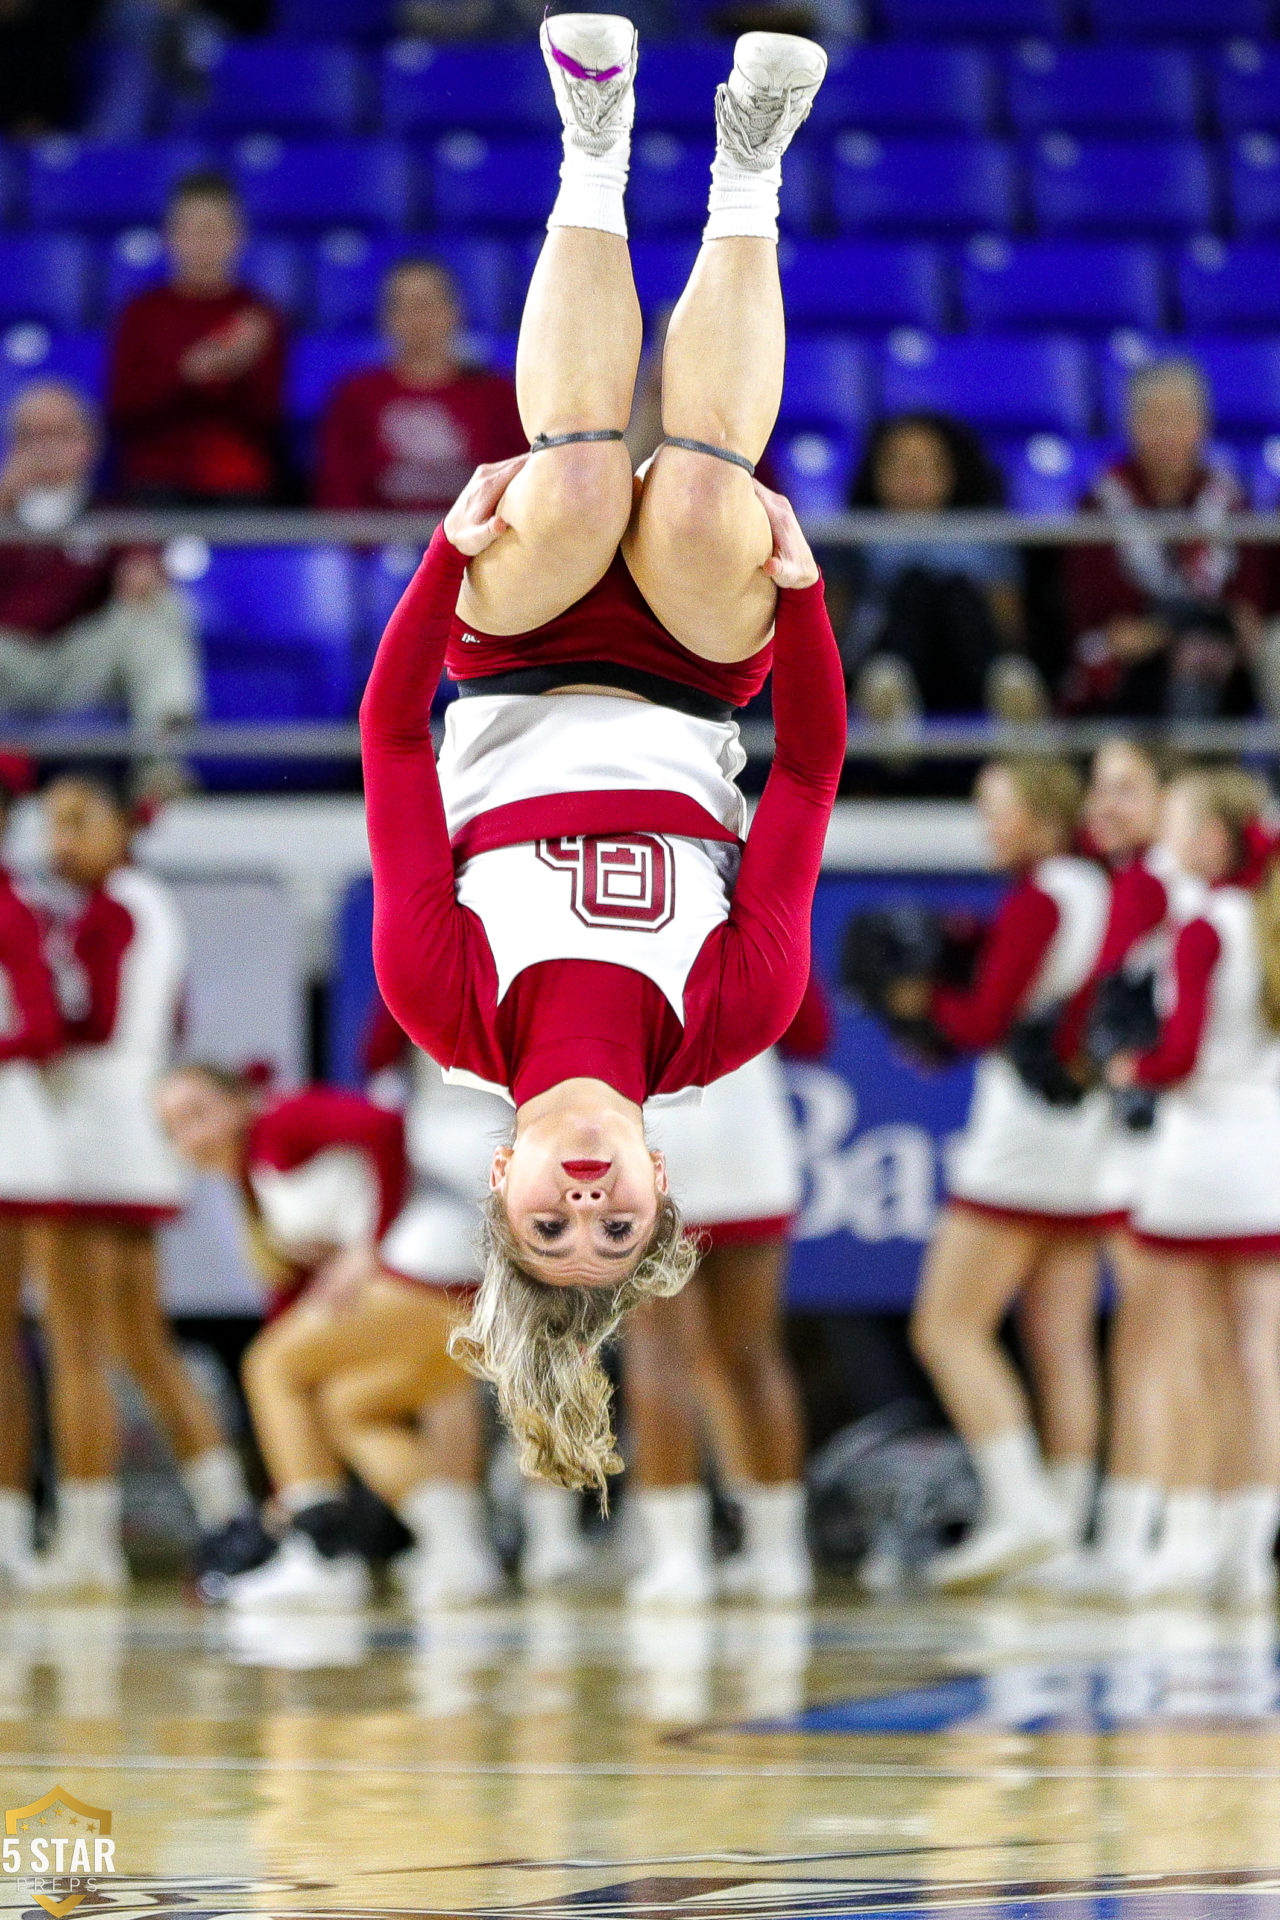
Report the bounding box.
[1132,917,1220,1089]
[108,285,285,500]
[929,878,1060,1054]
[0,870,62,1065]
[1055,851,1170,1062]
[359,527,846,1106]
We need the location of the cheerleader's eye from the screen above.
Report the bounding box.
[602,1219,636,1243]
[533,1218,567,1241]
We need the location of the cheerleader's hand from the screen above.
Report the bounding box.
[443,454,529,557]
[754,480,820,590]
[1105,1052,1139,1090]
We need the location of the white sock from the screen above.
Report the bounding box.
[636,1485,712,1566]
[57,1478,122,1559]
[1093,1477,1162,1560]
[181,1446,250,1531]
[0,1489,33,1564]
[704,145,782,242]
[1046,1458,1096,1543]
[399,1480,490,1562]
[971,1428,1055,1529]
[548,123,631,238]
[1219,1486,1280,1573]
[278,1480,344,1518]
[522,1481,582,1556]
[1158,1489,1216,1561]
[736,1481,807,1565]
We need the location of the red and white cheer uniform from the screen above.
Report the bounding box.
[0,864,64,1210]
[360,527,845,1110]
[936,856,1118,1227]
[1128,872,1280,1257]
[44,866,189,1223]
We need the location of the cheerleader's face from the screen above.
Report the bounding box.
[44,779,131,888]
[1087,742,1163,861]
[492,1115,667,1288]
[1162,783,1233,884]
[157,1072,247,1177]
[975,765,1054,872]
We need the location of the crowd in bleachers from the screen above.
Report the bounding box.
[5,0,1280,759]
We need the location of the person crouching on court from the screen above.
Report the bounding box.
[157,1064,503,1611]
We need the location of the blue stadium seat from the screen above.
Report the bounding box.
[427,133,559,230]
[634,46,734,133]
[1229,134,1280,237]
[288,330,384,421]
[1189,336,1280,435]
[0,236,93,331]
[272,0,395,39]
[830,134,1017,233]
[880,330,1094,436]
[626,132,812,234]
[186,547,360,721]
[1246,434,1280,508]
[999,434,1108,513]
[380,41,554,135]
[616,237,693,319]
[811,45,997,134]
[780,237,948,332]
[230,136,413,231]
[1029,135,1216,234]
[770,430,858,517]
[1213,42,1280,135]
[1090,0,1269,36]
[170,41,366,136]
[778,335,871,436]
[25,137,209,229]
[960,236,1166,334]
[878,0,1068,33]
[0,327,108,416]
[1175,237,1280,332]
[313,231,515,333]
[103,227,308,320]
[1006,45,1201,135]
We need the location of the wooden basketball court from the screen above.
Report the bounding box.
[2,1591,1279,1918]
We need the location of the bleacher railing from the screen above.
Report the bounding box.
[2,506,1278,763]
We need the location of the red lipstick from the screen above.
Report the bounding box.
[562,1160,611,1178]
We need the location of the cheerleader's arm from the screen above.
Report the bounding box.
[929,884,1060,1054]
[1131,917,1221,1088]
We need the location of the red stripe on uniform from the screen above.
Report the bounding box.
[686,1213,794,1250]
[450,790,742,863]
[947,1197,1127,1233]
[58,1200,184,1227]
[1130,1228,1280,1259]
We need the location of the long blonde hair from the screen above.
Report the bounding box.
[448,1186,700,1504]
[989,754,1085,848]
[1175,766,1280,1032]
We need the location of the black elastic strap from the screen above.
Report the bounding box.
[530,428,627,452]
[662,435,756,475]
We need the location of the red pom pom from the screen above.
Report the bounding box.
[0,752,35,800]
[241,1059,276,1090]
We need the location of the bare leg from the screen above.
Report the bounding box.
[622,1286,706,1487]
[1106,1241,1204,1486]
[458,229,640,636]
[0,1222,31,1493]
[1017,1237,1102,1465]
[42,1221,118,1479]
[110,1227,225,1463]
[910,1210,1043,1446]
[699,1238,803,1485]
[625,239,779,663]
[419,1379,487,1486]
[1222,1261,1280,1488]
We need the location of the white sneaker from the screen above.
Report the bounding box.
[1128,1539,1219,1605]
[521,1533,595,1593]
[1215,1555,1279,1612]
[627,1552,715,1608]
[719,1549,814,1605]
[927,1507,1072,1593]
[26,1547,130,1598]
[714,32,828,175]
[540,13,638,157]
[405,1546,505,1611]
[225,1533,371,1612]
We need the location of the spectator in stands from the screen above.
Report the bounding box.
[0,380,200,737]
[1063,358,1267,720]
[843,412,1047,726]
[0,0,99,135]
[108,169,286,504]
[316,258,524,512]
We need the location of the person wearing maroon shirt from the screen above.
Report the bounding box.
[0,381,200,734]
[316,258,525,511]
[108,170,286,503]
[1062,357,1267,719]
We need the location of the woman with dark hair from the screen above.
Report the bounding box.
[845,412,1047,726]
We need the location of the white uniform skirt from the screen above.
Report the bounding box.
[0,1062,62,1209]
[946,1055,1122,1228]
[380,1190,479,1287]
[1130,1079,1280,1254]
[645,1050,803,1240]
[46,1051,188,1219]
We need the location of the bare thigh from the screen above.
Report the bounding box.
[622,453,776,664]
[252,1279,459,1404]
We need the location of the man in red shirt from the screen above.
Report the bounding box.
[315,258,525,511]
[0,380,200,733]
[1062,357,1266,718]
[108,169,286,503]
